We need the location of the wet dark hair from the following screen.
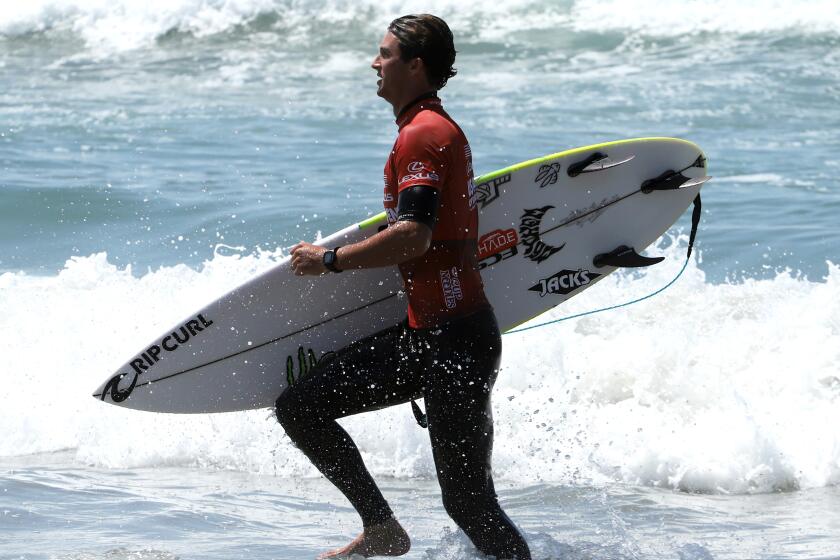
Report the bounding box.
[388,14,457,90]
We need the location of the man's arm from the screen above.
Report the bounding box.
[290,220,431,276]
[291,184,438,275]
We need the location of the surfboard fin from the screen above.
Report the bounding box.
[641,171,711,193]
[593,245,665,268]
[679,176,712,189]
[568,152,635,177]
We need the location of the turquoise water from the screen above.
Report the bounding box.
[2,1,839,279]
[2,1,840,559]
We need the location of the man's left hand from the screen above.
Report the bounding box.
[291,241,327,276]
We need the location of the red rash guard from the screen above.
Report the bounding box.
[383,95,490,328]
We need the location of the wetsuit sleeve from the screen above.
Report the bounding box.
[392,125,447,193]
[397,185,439,230]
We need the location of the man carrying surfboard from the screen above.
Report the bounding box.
[284,14,531,560]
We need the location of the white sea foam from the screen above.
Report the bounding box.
[1,0,838,52]
[0,0,277,51]
[724,173,786,185]
[571,0,840,36]
[1,237,838,494]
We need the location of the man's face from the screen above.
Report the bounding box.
[371,31,413,104]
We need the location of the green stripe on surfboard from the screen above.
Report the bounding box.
[359,212,387,229]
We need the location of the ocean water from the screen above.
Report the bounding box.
[2,1,840,559]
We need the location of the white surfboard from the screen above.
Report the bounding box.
[93,137,708,413]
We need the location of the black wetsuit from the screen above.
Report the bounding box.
[275,307,531,559]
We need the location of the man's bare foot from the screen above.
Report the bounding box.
[317,517,411,559]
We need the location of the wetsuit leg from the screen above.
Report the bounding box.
[423,309,531,560]
[274,322,427,527]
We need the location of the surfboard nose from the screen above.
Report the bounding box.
[92,379,107,401]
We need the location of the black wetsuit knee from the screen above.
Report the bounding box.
[275,389,314,442]
[274,389,295,427]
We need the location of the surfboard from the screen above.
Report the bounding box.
[93,137,708,413]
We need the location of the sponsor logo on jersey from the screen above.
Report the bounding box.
[473,173,511,209]
[383,173,395,203]
[386,207,399,223]
[529,269,600,297]
[399,171,440,185]
[534,162,561,188]
[519,206,565,263]
[465,143,476,208]
[407,161,425,172]
[478,229,518,260]
[439,267,464,309]
[99,313,214,402]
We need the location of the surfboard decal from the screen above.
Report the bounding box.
[286,347,337,387]
[100,371,138,403]
[528,269,602,297]
[519,206,566,264]
[474,173,511,208]
[92,291,400,399]
[534,163,562,188]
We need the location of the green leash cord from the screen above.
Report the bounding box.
[503,254,690,335]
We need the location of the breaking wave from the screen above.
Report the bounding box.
[1,237,838,495]
[2,0,838,52]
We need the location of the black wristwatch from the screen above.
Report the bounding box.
[323,247,342,273]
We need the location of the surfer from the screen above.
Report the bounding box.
[283,14,531,560]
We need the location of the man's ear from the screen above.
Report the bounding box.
[409,57,425,77]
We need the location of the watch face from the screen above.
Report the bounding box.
[324,250,337,271]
